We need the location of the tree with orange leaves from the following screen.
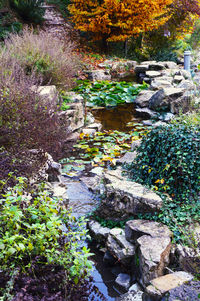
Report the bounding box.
[68,0,172,48]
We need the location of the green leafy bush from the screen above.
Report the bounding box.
[73,80,148,107]
[1,28,77,88]
[9,0,45,24]
[0,178,93,281]
[128,124,200,201]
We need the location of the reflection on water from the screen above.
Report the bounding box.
[91,103,142,132]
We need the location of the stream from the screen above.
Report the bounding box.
[60,103,144,300]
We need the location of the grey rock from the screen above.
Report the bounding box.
[129,283,141,293]
[149,88,184,111]
[152,121,167,127]
[148,62,165,71]
[135,65,149,73]
[82,128,96,135]
[131,139,142,151]
[135,90,155,107]
[159,112,175,122]
[125,220,172,243]
[64,91,84,103]
[162,61,178,69]
[145,272,194,299]
[87,69,111,81]
[161,280,200,301]
[106,228,135,264]
[80,175,101,192]
[178,79,196,91]
[142,120,153,126]
[87,220,110,243]
[117,151,137,165]
[116,290,143,301]
[137,235,171,286]
[99,169,163,219]
[146,71,162,78]
[58,101,84,132]
[33,85,57,102]
[170,91,191,114]
[87,122,102,131]
[173,75,184,84]
[115,273,131,290]
[135,107,157,119]
[151,78,173,90]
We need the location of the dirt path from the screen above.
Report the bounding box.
[42,4,79,42]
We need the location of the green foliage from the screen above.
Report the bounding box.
[73,80,148,107]
[171,111,200,128]
[128,124,200,201]
[0,178,93,281]
[127,123,200,242]
[9,0,45,24]
[0,17,22,39]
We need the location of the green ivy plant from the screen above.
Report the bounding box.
[73,80,148,107]
[0,178,93,284]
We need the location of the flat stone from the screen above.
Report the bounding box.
[125,220,172,243]
[164,87,184,98]
[99,169,163,219]
[87,69,111,81]
[162,61,178,69]
[142,120,153,126]
[151,78,173,90]
[148,62,165,71]
[146,272,194,298]
[135,107,157,119]
[135,90,155,107]
[82,128,96,135]
[137,235,171,286]
[115,273,131,290]
[106,228,135,264]
[161,280,200,301]
[117,151,137,165]
[178,79,196,91]
[173,75,184,84]
[80,176,101,192]
[87,220,110,243]
[116,290,143,301]
[146,71,162,78]
[87,123,102,131]
[135,65,149,73]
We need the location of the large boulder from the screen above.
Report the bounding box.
[86,69,111,81]
[144,272,194,300]
[161,280,200,301]
[87,220,110,243]
[170,91,191,114]
[106,228,135,265]
[135,107,157,119]
[151,78,173,90]
[137,235,171,286]
[125,220,172,243]
[98,169,163,219]
[149,88,185,111]
[135,90,155,107]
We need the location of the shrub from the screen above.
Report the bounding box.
[128,124,200,202]
[0,178,93,295]
[9,0,45,24]
[1,28,77,88]
[0,60,66,184]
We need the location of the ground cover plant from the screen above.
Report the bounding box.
[1,28,77,88]
[73,80,148,107]
[0,178,94,300]
[126,123,200,242]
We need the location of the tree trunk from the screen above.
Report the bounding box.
[124,39,128,57]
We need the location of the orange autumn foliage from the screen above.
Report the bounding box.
[68,0,173,42]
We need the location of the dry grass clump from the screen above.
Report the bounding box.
[0,28,78,88]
